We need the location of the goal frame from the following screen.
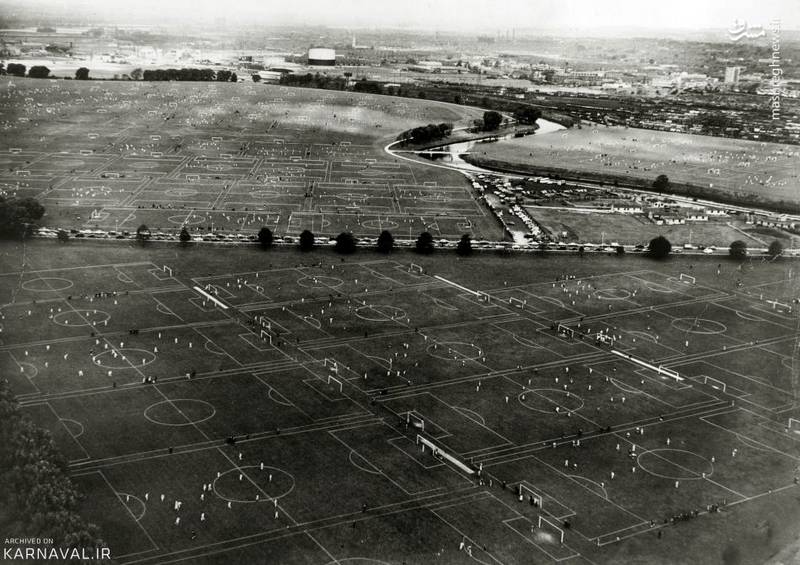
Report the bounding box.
[327,374,343,392]
[679,273,696,284]
[703,375,727,392]
[556,323,575,340]
[518,483,544,509]
[406,411,425,431]
[538,515,565,544]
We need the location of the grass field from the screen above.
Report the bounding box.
[2,238,800,564]
[524,206,800,248]
[469,125,800,208]
[0,78,502,239]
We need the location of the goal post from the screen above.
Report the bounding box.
[658,366,681,381]
[787,418,800,433]
[508,297,526,309]
[416,434,474,474]
[538,515,565,544]
[476,291,491,304]
[260,329,272,344]
[162,265,173,277]
[703,375,727,392]
[327,373,343,392]
[679,273,696,284]
[518,483,544,509]
[409,263,423,274]
[406,411,425,431]
[323,358,338,372]
[595,333,614,347]
[556,323,575,339]
[766,299,791,311]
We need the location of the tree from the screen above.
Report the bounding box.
[513,106,541,125]
[75,67,90,80]
[415,231,434,255]
[482,110,503,131]
[299,230,314,251]
[7,63,26,77]
[456,234,472,256]
[767,240,784,259]
[334,232,356,254]
[377,230,394,254]
[230,72,238,82]
[252,74,261,82]
[28,65,51,79]
[130,68,143,80]
[729,240,747,260]
[56,229,69,243]
[653,174,670,192]
[179,227,191,244]
[648,235,671,259]
[135,224,151,246]
[257,227,273,250]
[616,245,625,256]
[0,197,45,239]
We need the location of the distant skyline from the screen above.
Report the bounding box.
[7,0,800,31]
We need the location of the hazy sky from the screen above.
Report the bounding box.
[15,0,800,30]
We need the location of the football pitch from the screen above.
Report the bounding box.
[2,240,799,564]
[0,78,501,240]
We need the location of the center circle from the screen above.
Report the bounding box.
[297,275,343,288]
[361,219,399,230]
[518,388,584,414]
[334,194,367,202]
[93,347,155,369]
[212,465,295,504]
[169,214,206,225]
[144,399,216,426]
[249,190,280,198]
[637,449,713,480]
[595,288,631,300]
[427,341,482,361]
[354,305,406,321]
[165,188,198,197]
[670,318,727,334]
[22,277,74,292]
[53,309,110,327]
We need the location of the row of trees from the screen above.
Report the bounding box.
[138,225,787,262]
[647,235,785,260]
[3,63,51,78]
[255,228,478,257]
[141,68,237,82]
[396,122,453,145]
[0,380,106,556]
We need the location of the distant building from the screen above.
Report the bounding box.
[724,66,742,84]
[308,48,335,66]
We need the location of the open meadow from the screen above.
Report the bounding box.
[1,238,799,564]
[469,125,800,209]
